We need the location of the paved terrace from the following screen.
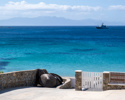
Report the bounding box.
[0,87,125,100]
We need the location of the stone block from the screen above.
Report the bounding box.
[75,70,82,91]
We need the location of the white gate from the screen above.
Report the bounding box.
[82,72,103,91]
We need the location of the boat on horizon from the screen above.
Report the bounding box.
[96,23,108,29]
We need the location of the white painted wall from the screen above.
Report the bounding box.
[70,77,75,88]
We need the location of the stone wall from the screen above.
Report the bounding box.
[0,70,37,90]
[103,72,125,90]
[0,69,72,90]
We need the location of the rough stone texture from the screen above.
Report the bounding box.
[103,72,125,90]
[75,70,82,91]
[0,69,72,90]
[103,72,109,90]
[0,69,39,90]
[57,77,71,89]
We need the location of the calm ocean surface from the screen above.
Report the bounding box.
[0,26,125,76]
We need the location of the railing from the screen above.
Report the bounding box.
[109,72,125,84]
[82,72,103,91]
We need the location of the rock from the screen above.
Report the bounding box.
[50,73,63,86]
[35,69,48,86]
[39,74,57,87]
[36,69,63,87]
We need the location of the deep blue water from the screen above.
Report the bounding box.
[0,26,125,76]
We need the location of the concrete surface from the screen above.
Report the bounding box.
[0,87,125,100]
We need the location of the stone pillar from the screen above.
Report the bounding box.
[103,72,109,91]
[75,70,82,91]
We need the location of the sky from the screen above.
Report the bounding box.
[0,0,125,23]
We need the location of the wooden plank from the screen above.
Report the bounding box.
[109,72,125,83]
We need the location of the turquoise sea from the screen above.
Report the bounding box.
[0,26,125,76]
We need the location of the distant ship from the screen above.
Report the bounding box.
[96,23,108,29]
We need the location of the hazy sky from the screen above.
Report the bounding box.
[0,0,125,22]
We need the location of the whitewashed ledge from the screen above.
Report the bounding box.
[57,77,71,89]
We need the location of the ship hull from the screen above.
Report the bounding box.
[96,27,108,29]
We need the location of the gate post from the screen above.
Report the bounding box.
[75,70,82,91]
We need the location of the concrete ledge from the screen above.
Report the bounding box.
[108,83,125,86]
[56,77,71,89]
